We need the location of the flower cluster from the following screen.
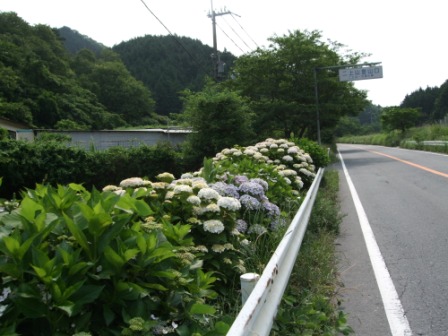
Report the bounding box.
[213,138,316,192]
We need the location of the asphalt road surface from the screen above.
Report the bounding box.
[335,144,448,336]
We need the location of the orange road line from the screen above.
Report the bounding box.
[359,147,448,179]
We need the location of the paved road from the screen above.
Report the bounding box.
[335,144,448,336]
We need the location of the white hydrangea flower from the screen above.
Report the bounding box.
[243,149,256,156]
[212,244,226,253]
[181,173,194,179]
[205,203,220,213]
[222,148,232,155]
[197,187,220,200]
[156,172,175,183]
[192,180,209,190]
[303,154,313,163]
[173,185,193,194]
[217,197,241,211]
[287,146,300,154]
[187,195,201,205]
[233,150,243,156]
[119,177,147,188]
[102,185,120,192]
[204,220,225,234]
[282,155,293,162]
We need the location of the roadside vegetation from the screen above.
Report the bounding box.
[0,137,345,335]
[338,124,448,154]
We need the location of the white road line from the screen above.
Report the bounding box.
[338,149,413,336]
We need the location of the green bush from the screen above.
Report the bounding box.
[0,183,221,335]
[0,139,183,199]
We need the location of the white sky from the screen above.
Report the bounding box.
[2,0,447,107]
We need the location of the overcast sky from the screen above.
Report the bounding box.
[2,0,447,107]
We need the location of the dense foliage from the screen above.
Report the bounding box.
[0,137,184,199]
[0,12,158,129]
[400,81,448,123]
[0,138,330,335]
[224,30,368,142]
[58,26,106,55]
[381,107,422,132]
[181,81,255,167]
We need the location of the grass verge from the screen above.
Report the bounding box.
[270,170,353,335]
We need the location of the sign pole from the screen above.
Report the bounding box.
[313,62,382,145]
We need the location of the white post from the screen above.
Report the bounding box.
[240,273,260,305]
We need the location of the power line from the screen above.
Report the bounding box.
[216,21,245,54]
[138,0,207,71]
[221,15,252,53]
[230,13,259,49]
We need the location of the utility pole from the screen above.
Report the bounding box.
[208,0,231,80]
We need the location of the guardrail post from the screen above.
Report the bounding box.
[240,273,260,305]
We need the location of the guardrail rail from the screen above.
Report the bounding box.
[227,167,325,336]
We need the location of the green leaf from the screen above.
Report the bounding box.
[214,321,230,334]
[123,248,139,262]
[71,285,104,306]
[0,263,21,278]
[63,212,91,259]
[189,303,216,315]
[140,282,168,291]
[19,197,43,223]
[31,265,47,279]
[56,302,75,316]
[104,246,125,270]
[134,199,153,217]
[103,304,115,326]
[2,236,20,256]
[136,235,147,254]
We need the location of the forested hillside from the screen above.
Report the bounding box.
[57,26,106,55]
[401,83,448,123]
[113,35,236,115]
[0,12,160,129]
[0,12,235,129]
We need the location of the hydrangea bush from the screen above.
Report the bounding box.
[0,138,324,335]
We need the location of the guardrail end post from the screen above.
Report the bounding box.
[240,273,260,305]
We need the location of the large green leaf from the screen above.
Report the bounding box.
[189,303,216,315]
[103,245,125,270]
[63,212,91,259]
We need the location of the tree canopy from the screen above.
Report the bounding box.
[381,106,421,132]
[181,80,255,166]
[224,30,369,141]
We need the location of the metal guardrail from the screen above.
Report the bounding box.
[227,168,325,336]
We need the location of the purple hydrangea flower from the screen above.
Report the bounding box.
[239,181,265,198]
[236,219,248,233]
[250,178,269,192]
[239,194,261,210]
[262,201,280,217]
[234,175,249,186]
[210,182,240,199]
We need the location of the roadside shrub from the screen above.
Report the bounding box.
[0,184,220,335]
[0,137,328,335]
[0,139,183,199]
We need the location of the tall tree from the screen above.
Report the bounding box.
[381,106,421,132]
[226,30,368,141]
[401,86,439,123]
[182,80,255,166]
[433,80,448,121]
